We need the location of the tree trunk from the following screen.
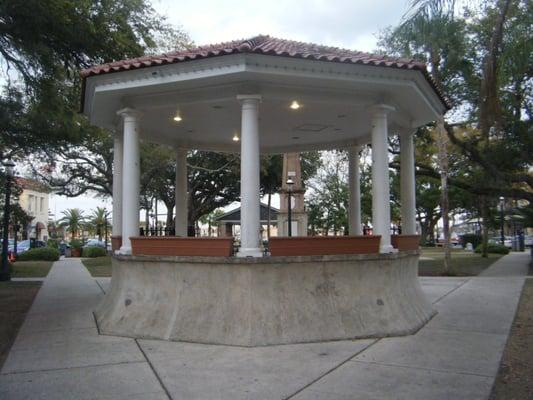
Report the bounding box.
[479,0,512,141]
[164,201,173,229]
[437,119,451,272]
[477,0,512,256]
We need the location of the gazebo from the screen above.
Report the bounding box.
[81,36,449,346]
[215,203,279,239]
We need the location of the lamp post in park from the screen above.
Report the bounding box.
[286,177,294,237]
[499,196,505,246]
[1,160,15,281]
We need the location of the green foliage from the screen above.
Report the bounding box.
[474,243,509,255]
[47,239,59,249]
[306,151,350,235]
[379,0,532,259]
[58,208,85,239]
[69,239,83,250]
[0,0,190,161]
[89,207,110,240]
[82,247,107,258]
[17,247,60,261]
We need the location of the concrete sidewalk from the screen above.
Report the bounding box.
[0,252,529,400]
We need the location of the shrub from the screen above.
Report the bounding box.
[18,247,60,261]
[69,239,83,250]
[82,247,107,258]
[47,239,59,249]
[474,243,509,255]
[460,234,482,249]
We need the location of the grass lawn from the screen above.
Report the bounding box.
[11,261,53,278]
[0,281,41,369]
[82,256,112,277]
[490,278,533,399]
[419,247,504,276]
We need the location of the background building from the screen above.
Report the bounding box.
[16,178,50,241]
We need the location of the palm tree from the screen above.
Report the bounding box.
[400,0,457,273]
[89,207,109,241]
[58,208,85,239]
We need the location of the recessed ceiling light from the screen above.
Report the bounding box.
[173,109,182,122]
[290,100,301,110]
[232,133,240,142]
[292,136,300,140]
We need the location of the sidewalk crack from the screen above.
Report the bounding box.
[135,339,173,400]
[432,278,470,304]
[283,339,380,400]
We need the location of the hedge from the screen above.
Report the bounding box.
[47,239,59,249]
[474,243,509,255]
[17,247,60,261]
[82,247,107,258]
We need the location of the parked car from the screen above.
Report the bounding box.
[15,240,46,254]
[83,239,106,249]
[489,236,512,249]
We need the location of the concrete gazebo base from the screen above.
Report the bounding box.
[94,252,435,346]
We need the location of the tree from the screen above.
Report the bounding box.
[306,152,350,235]
[58,208,85,239]
[89,207,110,241]
[0,0,190,161]
[380,0,532,261]
[260,155,283,239]
[187,151,241,232]
[198,209,225,237]
[0,173,33,238]
[394,0,458,271]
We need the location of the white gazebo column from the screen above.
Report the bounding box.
[400,130,417,235]
[117,108,141,255]
[348,145,362,235]
[175,147,188,236]
[111,127,123,246]
[236,94,262,257]
[370,105,395,253]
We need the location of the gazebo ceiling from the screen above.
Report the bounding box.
[82,36,448,153]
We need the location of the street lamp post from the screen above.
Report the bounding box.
[14,224,19,256]
[1,160,15,281]
[286,177,294,237]
[104,209,108,250]
[499,196,505,246]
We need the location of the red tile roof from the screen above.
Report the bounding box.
[15,177,51,193]
[81,35,450,109]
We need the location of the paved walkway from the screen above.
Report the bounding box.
[0,252,529,399]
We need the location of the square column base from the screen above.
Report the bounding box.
[236,247,263,258]
[117,246,132,255]
[380,245,398,254]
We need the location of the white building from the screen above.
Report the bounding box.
[16,177,50,241]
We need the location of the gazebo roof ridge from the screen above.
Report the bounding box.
[81,34,425,77]
[80,34,450,109]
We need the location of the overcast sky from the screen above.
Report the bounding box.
[52,0,411,220]
[153,0,409,52]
